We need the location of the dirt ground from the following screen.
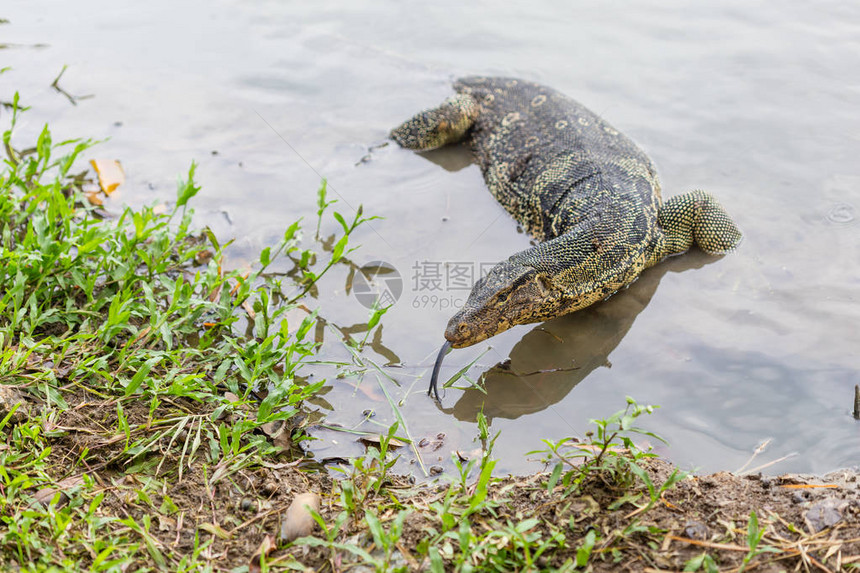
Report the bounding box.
[54,433,860,570]
[280,460,860,572]
[10,387,859,571]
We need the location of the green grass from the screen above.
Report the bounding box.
[0,92,372,570]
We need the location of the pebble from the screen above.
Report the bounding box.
[31,476,84,509]
[32,488,70,508]
[0,386,28,426]
[684,520,709,541]
[804,498,846,532]
[278,492,321,543]
[262,481,279,496]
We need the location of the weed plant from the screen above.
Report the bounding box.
[0,92,372,569]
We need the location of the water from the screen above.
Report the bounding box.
[3,0,859,477]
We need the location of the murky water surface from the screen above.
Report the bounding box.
[4,1,859,477]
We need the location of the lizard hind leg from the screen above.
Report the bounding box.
[656,190,742,258]
[390,93,479,151]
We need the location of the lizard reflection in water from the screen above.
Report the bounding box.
[446,252,710,421]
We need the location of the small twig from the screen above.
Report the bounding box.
[853,385,859,420]
[395,542,420,570]
[665,535,749,552]
[50,65,68,89]
[778,484,838,490]
[736,438,772,474]
[228,501,293,535]
[50,65,94,106]
[592,430,620,467]
[174,511,184,546]
[741,452,798,475]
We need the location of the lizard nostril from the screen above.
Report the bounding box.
[458,323,468,334]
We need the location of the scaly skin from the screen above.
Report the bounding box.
[391,77,741,395]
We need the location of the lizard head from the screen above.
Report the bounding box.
[444,261,561,348]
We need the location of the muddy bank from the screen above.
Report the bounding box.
[5,382,859,571]
[278,462,860,571]
[269,463,860,571]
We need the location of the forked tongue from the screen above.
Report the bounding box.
[428,340,452,401]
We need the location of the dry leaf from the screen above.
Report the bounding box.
[359,435,405,449]
[157,514,176,532]
[824,542,842,561]
[272,431,292,453]
[242,300,256,319]
[260,420,284,437]
[89,159,125,195]
[84,191,103,206]
[195,249,214,266]
[207,256,225,302]
[31,476,85,508]
[250,534,276,572]
[32,488,70,508]
[230,268,252,296]
[199,522,231,540]
[131,326,151,345]
[278,492,320,543]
